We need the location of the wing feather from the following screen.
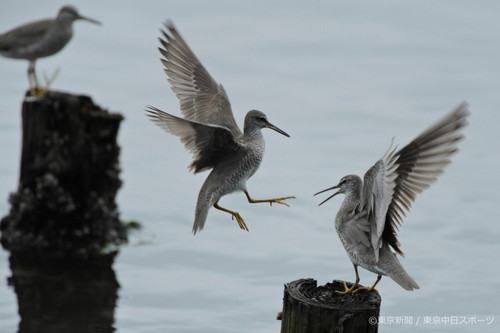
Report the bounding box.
[342,213,371,249]
[0,19,52,53]
[361,144,399,262]
[383,102,470,255]
[146,107,245,173]
[158,21,242,136]
[362,102,469,261]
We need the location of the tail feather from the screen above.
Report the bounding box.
[192,201,210,234]
[379,245,420,290]
[192,176,216,235]
[388,270,420,291]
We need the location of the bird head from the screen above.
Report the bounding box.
[314,175,361,206]
[244,110,290,137]
[58,6,101,25]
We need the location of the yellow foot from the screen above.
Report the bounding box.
[230,212,249,232]
[248,195,296,207]
[28,87,49,97]
[352,286,377,293]
[213,201,250,232]
[335,281,358,294]
[353,276,381,293]
[269,196,296,207]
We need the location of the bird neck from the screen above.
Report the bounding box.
[56,14,77,28]
[243,126,264,141]
[339,188,361,214]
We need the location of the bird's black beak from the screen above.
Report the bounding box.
[314,184,341,206]
[79,15,102,25]
[266,122,290,138]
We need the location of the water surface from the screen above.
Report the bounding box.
[1,1,499,332]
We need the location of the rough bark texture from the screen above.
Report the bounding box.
[280,279,381,333]
[1,91,127,256]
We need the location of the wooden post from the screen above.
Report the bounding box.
[0,91,127,256]
[279,279,381,333]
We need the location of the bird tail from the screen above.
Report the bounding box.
[192,200,210,234]
[192,178,215,235]
[381,246,420,290]
[388,270,420,291]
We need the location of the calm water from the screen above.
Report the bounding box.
[1,1,499,332]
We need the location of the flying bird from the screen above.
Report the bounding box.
[147,21,294,234]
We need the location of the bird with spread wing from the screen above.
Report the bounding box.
[147,21,294,234]
[315,103,469,293]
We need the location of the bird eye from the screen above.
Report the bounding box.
[259,117,267,122]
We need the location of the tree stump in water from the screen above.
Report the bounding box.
[279,279,381,333]
[0,91,127,256]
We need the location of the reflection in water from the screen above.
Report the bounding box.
[7,251,119,333]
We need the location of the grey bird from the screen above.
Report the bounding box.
[147,21,295,234]
[315,103,470,293]
[0,5,101,94]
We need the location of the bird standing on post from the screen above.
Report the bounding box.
[147,21,295,234]
[0,5,101,95]
[315,103,470,293]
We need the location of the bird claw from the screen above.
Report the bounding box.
[231,212,249,231]
[270,196,295,207]
[352,286,376,294]
[335,281,377,294]
[28,87,49,97]
[335,281,359,294]
[214,202,249,232]
[249,196,296,207]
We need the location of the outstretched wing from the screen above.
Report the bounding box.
[363,102,470,261]
[146,106,245,173]
[158,21,242,137]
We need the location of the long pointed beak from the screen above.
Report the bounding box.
[266,122,290,137]
[79,15,102,25]
[314,185,340,206]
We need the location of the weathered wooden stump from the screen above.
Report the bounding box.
[0,91,127,256]
[279,279,381,333]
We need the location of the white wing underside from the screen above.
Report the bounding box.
[361,144,399,261]
[361,102,470,262]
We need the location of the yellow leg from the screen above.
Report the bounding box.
[27,61,49,97]
[244,191,295,207]
[213,201,249,231]
[27,61,38,90]
[353,275,382,293]
[336,264,361,294]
